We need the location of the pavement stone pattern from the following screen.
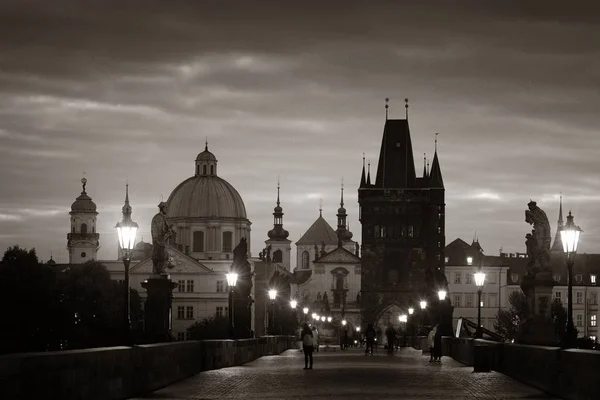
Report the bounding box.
[131,347,559,399]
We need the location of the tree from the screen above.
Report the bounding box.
[494,290,572,342]
[0,245,59,354]
[187,316,229,340]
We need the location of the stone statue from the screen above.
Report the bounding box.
[355,242,360,256]
[233,237,248,266]
[266,245,272,262]
[151,202,176,276]
[525,201,551,274]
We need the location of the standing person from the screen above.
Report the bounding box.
[302,323,314,370]
[365,324,376,355]
[433,324,443,362]
[312,326,319,353]
[427,325,437,362]
[385,325,396,356]
[344,328,349,350]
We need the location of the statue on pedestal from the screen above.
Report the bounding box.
[524,200,551,276]
[151,202,176,276]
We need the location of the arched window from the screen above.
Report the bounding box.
[193,231,204,252]
[81,223,87,234]
[210,165,214,175]
[336,275,344,290]
[273,249,283,263]
[203,165,207,175]
[222,231,233,252]
[302,251,309,269]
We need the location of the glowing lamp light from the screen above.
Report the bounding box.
[408,307,414,315]
[321,316,326,322]
[561,211,582,256]
[420,300,427,310]
[327,316,332,322]
[467,256,473,265]
[268,289,277,300]
[474,271,486,289]
[312,313,317,320]
[438,290,447,301]
[342,319,347,326]
[303,307,309,315]
[290,299,297,309]
[356,327,361,332]
[225,272,238,288]
[115,220,138,256]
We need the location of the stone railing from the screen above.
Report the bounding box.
[0,335,295,400]
[442,336,600,400]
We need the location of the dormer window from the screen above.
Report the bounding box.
[591,275,597,285]
[467,256,473,266]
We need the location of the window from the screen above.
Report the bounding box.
[81,223,88,234]
[178,280,185,292]
[555,291,562,300]
[216,280,224,292]
[592,275,597,285]
[216,306,224,317]
[186,306,194,319]
[511,273,519,283]
[408,225,414,237]
[81,252,86,258]
[591,292,597,305]
[576,274,583,283]
[380,226,386,238]
[467,257,473,266]
[193,231,204,252]
[186,280,194,292]
[437,241,441,248]
[177,306,185,319]
[273,249,283,263]
[488,293,498,308]
[488,273,497,284]
[465,294,474,308]
[445,256,449,264]
[222,231,233,253]
[436,254,441,261]
[210,165,214,175]
[577,292,583,304]
[576,314,583,327]
[466,273,473,285]
[203,165,207,175]
[454,272,461,284]
[302,251,310,269]
[591,315,597,327]
[453,294,461,307]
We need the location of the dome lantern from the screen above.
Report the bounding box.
[195,140,218,177]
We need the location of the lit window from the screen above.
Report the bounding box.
[591,315,597,327]
[186,306,194,319]
[467,257,473,266]
[591,336,597,342]
[186,280,194,292]
[554,274,561,283]
[591,275,597,285]
[445,256,449,264]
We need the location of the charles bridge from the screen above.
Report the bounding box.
[1,335,599,399]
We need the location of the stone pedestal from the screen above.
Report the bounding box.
[517,271,559,346]
[141,275,178,343]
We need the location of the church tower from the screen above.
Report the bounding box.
[551,195,564,253]
[67,177,100,264]
[265,180,291,270]
[358,100,446,324]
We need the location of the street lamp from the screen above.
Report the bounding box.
[342,319,347,326]
[419,300,427,333]
[321,316,326,322]
[474,268,486,339]
[408,307,414,315]
[268,289,277,335]
[561,211,582,348]
[226,271,238,339]
[438,290,447,301]
[312,312,317,320]
[115,184,138,346]
[327,316,332,323]
[303,307,309,322]
[290,299,297,309]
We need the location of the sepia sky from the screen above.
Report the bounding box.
[1,1,599,266]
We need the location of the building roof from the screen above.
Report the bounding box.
[70,178,97,213]
[429,151,444,188]
[296,215,338,246]
[374,119,416,188]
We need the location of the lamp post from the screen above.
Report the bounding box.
[437,289,448,335]
[268,289,277,335]
[226,271,238,339]
[419,300,427,334]
[561,211,582,348]
[290,299,297,309]
[474,268,486,339]
[303,307,309,322]
[342,319,347,350]
[115,185,138,346]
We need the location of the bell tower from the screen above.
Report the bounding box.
[67,177,100,264]
[265,180,291,270]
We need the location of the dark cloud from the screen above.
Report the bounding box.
[1,1,599,263]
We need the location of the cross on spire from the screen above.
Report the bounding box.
[405,98,409,119]
[385,97,389,120]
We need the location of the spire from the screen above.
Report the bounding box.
[276,176,280,207]
[429,134,444,188]
[337,178,353,241]
[205,137,208,151]
[360,153,366,187]
[367,160,371,185]
[422,153,427,178]
[385,97,389,120]
[267,177,289,241]
[551,194,565,252]
[319,198,323,217]
[340,177,344,207]
[405,98,409,120]
[121,183,132,220]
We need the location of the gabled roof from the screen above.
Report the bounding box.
[130,245,214,274]
[374,119,416,188]
[296,215,338,246]
[315,246,361,264]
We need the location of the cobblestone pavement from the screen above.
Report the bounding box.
[131,347,559,399]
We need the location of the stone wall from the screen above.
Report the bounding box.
[442,337,600,400]
[0,335,295,400]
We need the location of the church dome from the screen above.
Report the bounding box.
[71,178,97,213]
[166,175,247,219]
[196,147,217,162]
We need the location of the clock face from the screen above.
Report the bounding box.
[81,252,86,258]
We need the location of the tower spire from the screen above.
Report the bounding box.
[423,153,427,178]
[367,160,371,185]
[340,177,344,207]
[205,137,208,151]
[319,198,323,217]
[360,153,366,187]
[277,176,280,207]
[385,97,389,120]
[551,193,565,252]
[267,177,289,242]
[405,98,409,120]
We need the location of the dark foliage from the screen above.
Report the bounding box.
[0,245,142,355]
[186,315,229,340]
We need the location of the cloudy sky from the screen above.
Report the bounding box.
[1,1,599,266]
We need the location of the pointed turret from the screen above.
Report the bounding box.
[360,154,366,188]
[551,195,564,252]
[267,180,289,241]
[429,151,444,188]
[367,161,371,185]
[375,119,416,188]
[422,153,427,178]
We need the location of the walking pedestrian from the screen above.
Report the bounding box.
[385,325,396,356]
[427,325,437,362]
[312,326,319,353]
[365,324,376,355]
[433,324,443,362]
[302,323,314,370]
